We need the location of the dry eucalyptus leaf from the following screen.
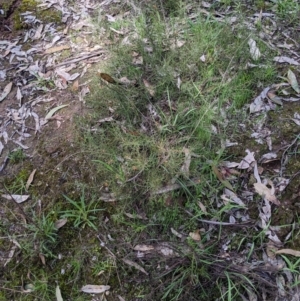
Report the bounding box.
[33,24,44,39]
[287,69,300,94]
[133,245,154,251]
[0,82,13,102]
[197,201,207,214]
[122,258,148,275]
[54,218,68,230]
[250,86,270,113]
[26,169,37,190]
[267,91,283,105]
[17,86,22,102]
[45,105,69,120]
[223,189,246,206]
[254,182,279,205]
[248,38,261,60]
[171,227,183,238]
[170,39,185,50]
[0,141,4,156]
[238,149,255,169]
[81,285,110,294]
[1,194,30,203]
[260,152,277,163]
[132,55,143,65]
[189,229,201,241]
[276,249,300,257]
[222,161,240,168]
[45,45,70,54]
[56,285,63,301]
[39,253,46,265]
[274,56,299,65]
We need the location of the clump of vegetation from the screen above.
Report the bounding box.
[9,148,26,164]
[60,192,104,230]
[86,9,276,200]
[13,0,62,30]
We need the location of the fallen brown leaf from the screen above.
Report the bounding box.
[26,169,37,190]
[189,229,201,241]
[143,79,155,96]
[44,45,70,54]
[254,181,280,205]
[98,72,117,84]
[276,249,300,257]
[122,258,148,275]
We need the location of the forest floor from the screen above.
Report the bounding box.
[1,1,300,300]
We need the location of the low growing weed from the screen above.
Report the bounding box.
[8,148,26,164]
[60,193,103,230]
[26,213,58,256]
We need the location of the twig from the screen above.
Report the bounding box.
[280,134,300,176]
[126,169,143,182]
[46,50,106,70]
[97,234,122,287]
[0,156,10,174]
[185,210,255,228]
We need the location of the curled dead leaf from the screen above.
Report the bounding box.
[238,149,255,169]
[254,181,280,205]
[248,38,261,60]
[189,229,201,241]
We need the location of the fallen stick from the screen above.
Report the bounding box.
[47,50,106,70]
[185,210,255,227]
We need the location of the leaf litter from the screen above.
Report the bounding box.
[0,0,107,172]
[1,0,300,300]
